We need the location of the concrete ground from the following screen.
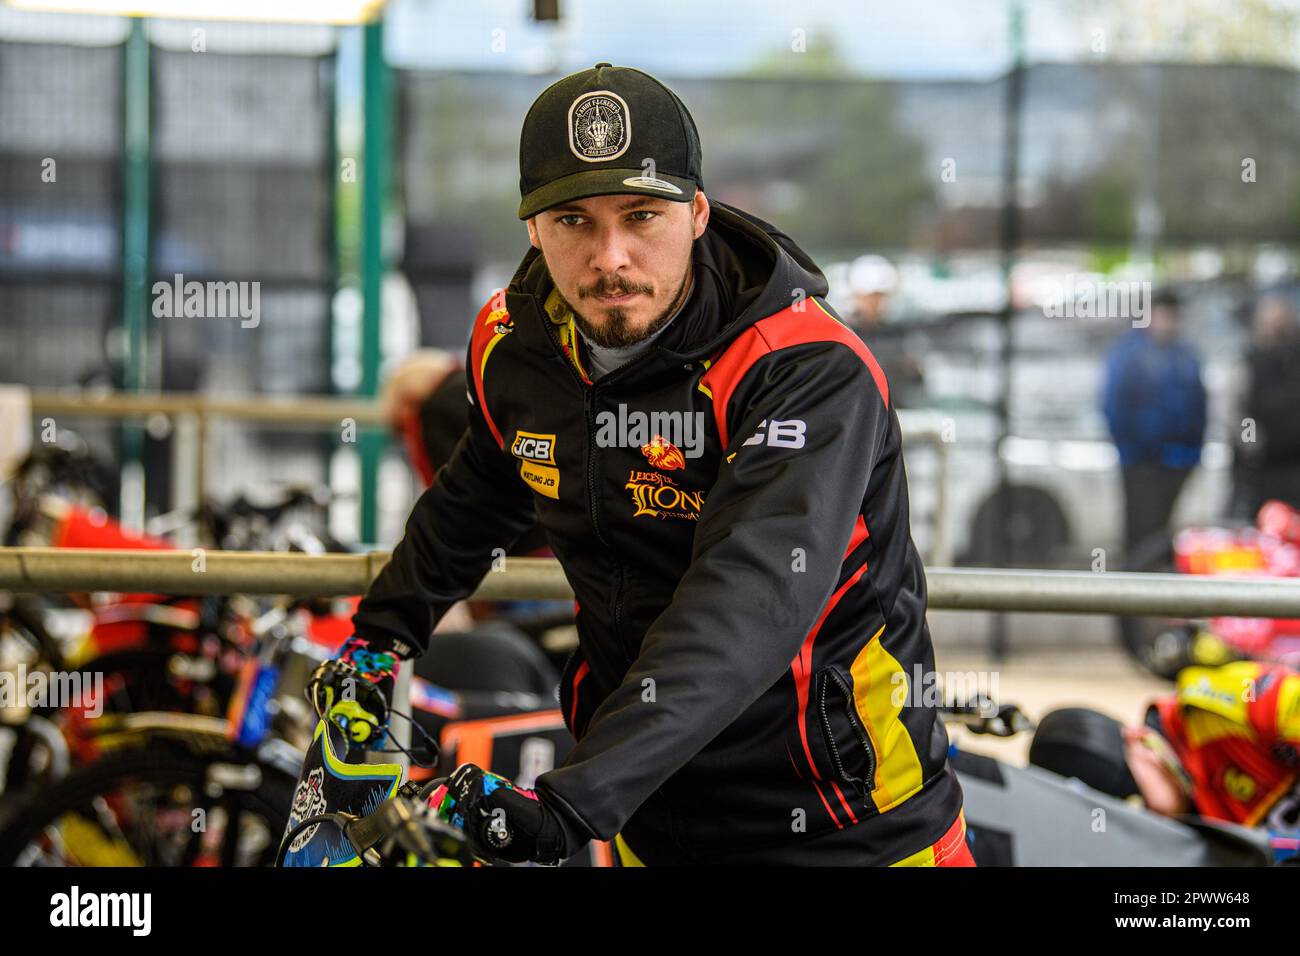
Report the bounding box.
[934,637,1171,766]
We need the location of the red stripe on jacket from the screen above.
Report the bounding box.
[699,300,890,448]
[468,299,506,450]
[791,561,871,781]
[845,514,869,556]
[569,660,590,738]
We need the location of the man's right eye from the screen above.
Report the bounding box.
[557,214,585,227]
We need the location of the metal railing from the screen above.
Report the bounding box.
[29,390,386,507]
[6,546,1292,770]
[3,548,1300,618]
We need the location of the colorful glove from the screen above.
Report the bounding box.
[307,635,400,750]
[434,763,569,865]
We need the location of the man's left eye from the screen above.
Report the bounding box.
[629,210,657,222]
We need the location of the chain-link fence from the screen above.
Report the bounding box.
[0,30,338,510]
[397,62,1300,307]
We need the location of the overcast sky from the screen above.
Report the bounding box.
[385,0,1017,78]
[382,0,1300,78]
[3,0,1298,80]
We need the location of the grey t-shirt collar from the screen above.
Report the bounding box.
[578,273,695,380]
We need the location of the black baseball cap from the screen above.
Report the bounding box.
[517,62,703,220]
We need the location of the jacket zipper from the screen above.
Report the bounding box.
[818,668,877,798]
[554,330,625,652]
[580,387,609,545]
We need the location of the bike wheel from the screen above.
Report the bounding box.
[1,649,234,799]
[0,743,294,867]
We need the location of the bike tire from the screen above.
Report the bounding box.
[0,648,235,800]
[0,742,294,867]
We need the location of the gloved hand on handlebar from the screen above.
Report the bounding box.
[434,763,571,865]
[307,635,400,751]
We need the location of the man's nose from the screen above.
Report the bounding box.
[588,224,633,274]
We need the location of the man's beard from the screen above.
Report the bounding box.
[561,266,693,350]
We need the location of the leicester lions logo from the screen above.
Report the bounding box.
[569,91,631,162]
[641,435,686,471]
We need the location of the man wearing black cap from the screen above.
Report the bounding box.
[347,64,970,866]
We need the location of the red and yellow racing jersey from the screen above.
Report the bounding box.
[1150,661,1300,825]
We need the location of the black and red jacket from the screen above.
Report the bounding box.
[353,199,962,863]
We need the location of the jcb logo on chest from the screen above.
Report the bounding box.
[742,419,806,449]
[511,432,556,464]
[511,430,559,499]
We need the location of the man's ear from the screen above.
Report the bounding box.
[526,217,541,250]
[691,191,710,240]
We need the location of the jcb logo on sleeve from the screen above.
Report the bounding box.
[511,430,560,499]
[742,419,806,449]
[511,432,555,464]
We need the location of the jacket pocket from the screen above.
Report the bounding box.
[815,663,877,802]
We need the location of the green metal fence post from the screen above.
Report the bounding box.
[358,16,391,545]
[120,17,152,530]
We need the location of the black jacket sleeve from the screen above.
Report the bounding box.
[535,339,890,841]
[350,350,537,659]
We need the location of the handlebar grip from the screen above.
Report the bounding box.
[347,795,443,863]
[345,797,403,854]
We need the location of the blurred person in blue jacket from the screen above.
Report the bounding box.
[1101,287,1207,569]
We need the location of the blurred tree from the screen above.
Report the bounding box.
[744,27,848,77]
[702,29,935,254]
[1020,163,1135,245]
[1059,0,1300,67]
[1153,64,1300,242]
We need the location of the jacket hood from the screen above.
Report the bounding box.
[506,199,829,366]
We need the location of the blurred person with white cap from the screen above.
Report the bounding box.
[845,253,924,407]
[846,254,898,331]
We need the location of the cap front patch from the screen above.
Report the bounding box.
[568,90,631,162]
